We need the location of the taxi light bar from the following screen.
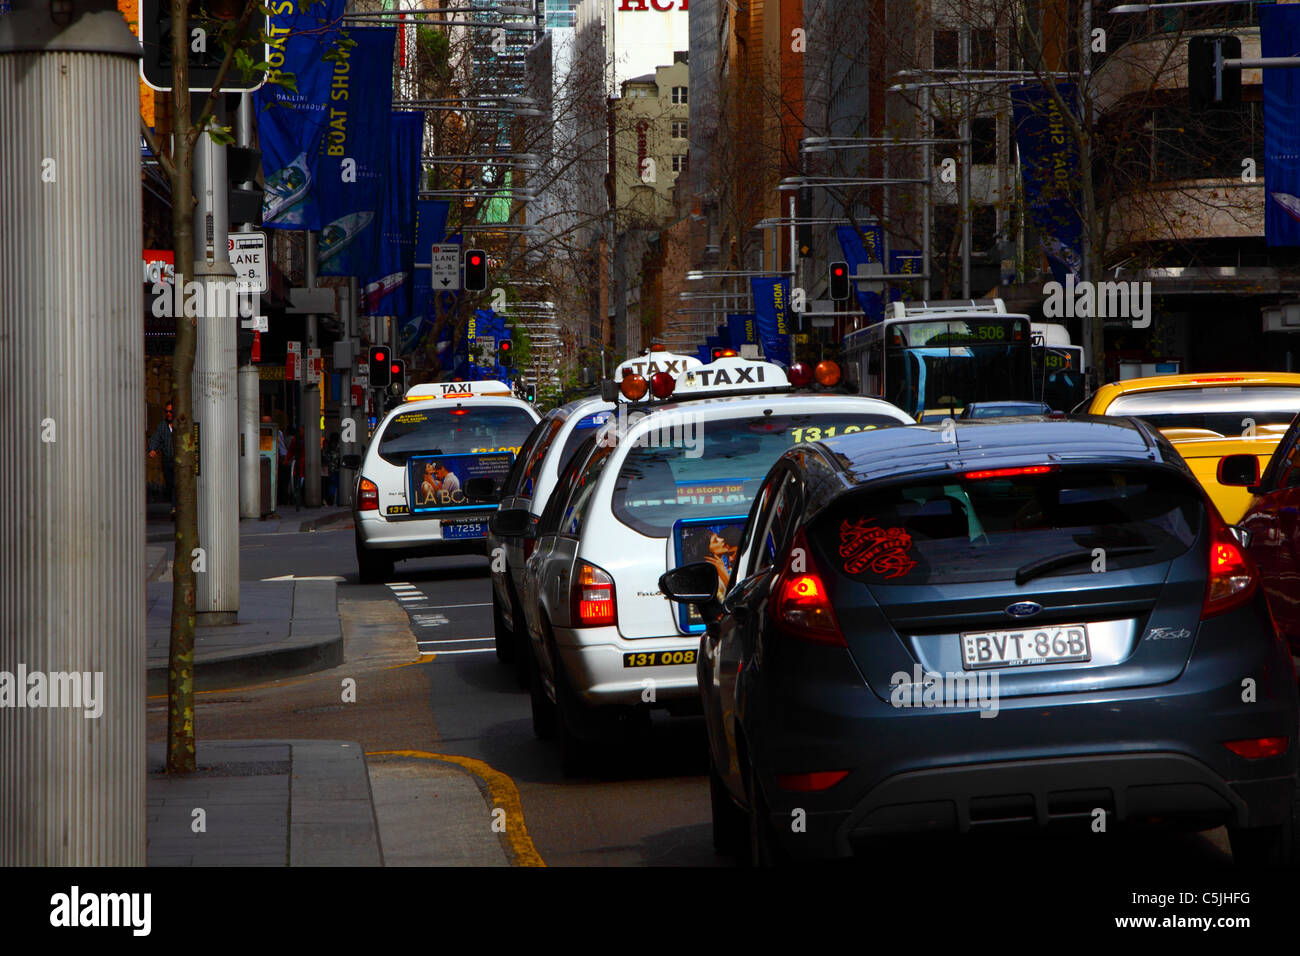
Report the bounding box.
[814,360,841,387]
[1222,736,1288,759]
[358,477,379,512]
[650,370,676,399]
[788,363,813,387]
[962,465,1057,481]
[776,770,850,792]
[621,373,649,401]
[574,561,617,627]
[405,381,514,401]
[1202,502,1257,618]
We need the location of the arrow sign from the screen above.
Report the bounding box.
[430,243,460,291]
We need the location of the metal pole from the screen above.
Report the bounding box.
[303,232,322,507]
[921,84,932,300]
[339,277,358,507]
[0,0,145,864]
[193,100,239,624]
[236,92,260,520]
[960,26,971,299]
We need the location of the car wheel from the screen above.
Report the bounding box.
[527,646,556,741]
[510,589,530,689]
[746,760,790,867]
[554,663,595,778]
[1229,792,1300,866]
[355,537,393,584]
[492,591,514,663]
[710,759,747,858]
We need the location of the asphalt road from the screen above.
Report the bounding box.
[147,523,1236,868]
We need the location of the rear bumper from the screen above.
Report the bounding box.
[553,626,702,709]
[761,752,1297,861]
[355,509,495,558]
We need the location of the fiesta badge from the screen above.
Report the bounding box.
[1005,601,1043,618]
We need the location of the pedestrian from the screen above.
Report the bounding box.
[147,401,175,516]
[293,427,306,510]
[277,427,292,507]
[324,432,341,506]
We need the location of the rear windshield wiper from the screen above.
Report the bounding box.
[1014,545,1155,586]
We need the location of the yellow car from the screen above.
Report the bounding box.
[1083,372,1300,522]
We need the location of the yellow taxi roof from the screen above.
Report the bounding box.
[1089,372,1300,410]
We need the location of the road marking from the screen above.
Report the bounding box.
[388,583,416,589]
[365,750,545,867]
[420,637,497,646]
[261,574,346,582]
[422,602,492,609]
[412,613,451,627]
[397,595,425,602]
[417,646,495,656]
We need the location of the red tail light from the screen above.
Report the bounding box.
[963,465,1056,480]
[770,532,844,646]
[1223,736,1288,759]
[776,770,849,792]
[573,561,617,627]
[358,477,379,512]
[1202,501,1257,618]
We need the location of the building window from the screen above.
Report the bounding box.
[671,86,688,104]
[933,30,958,70]
[972,117,997,165]
[671,120,688,139]
[672,154,687,172]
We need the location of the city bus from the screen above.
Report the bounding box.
[1031,322,1086,412]
[842,299,1034,422]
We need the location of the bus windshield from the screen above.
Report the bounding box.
[1033,347,1086,412]
[884,319,1032,421]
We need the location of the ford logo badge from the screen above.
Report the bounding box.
[1005,601,1042,618]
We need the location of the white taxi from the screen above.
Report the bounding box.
[508,356,915,773]
[353,379,540,582]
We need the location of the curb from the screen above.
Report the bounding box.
[300,509,352,533]
[289,741,385,866]
[145,579,344,695]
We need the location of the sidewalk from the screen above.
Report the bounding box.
[146,740,384,866]
[145,501,352,543]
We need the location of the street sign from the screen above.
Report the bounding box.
[240,314,269,332]
[306,347,322,385]
[286,341,301,381]
[430,243,461,291]
[229,231,267,293]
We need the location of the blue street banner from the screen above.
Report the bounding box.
[750,277,792,366]
[255,0,346,230]
[888,250,923,302]
[316,27,395,277]
[1010,82,1084,283]
[1262,4,1300,245]
[363,111,423,317]
[706,334,720,357]
[727,313,758,349]
[835,225,885,321]
[400,201,450,358]
[715,325,731,347]
[696,345,712,364]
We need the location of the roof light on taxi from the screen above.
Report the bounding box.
[621,373,649,401]
[788,363,813,387]
[814,360,841,387]
[650,370,676,399]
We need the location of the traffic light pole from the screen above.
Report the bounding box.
[193,99,240,624]
[0,0,145,864]
[236,92,261,520]
[304,232,322,507]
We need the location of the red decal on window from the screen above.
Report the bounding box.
[839,518,916,579]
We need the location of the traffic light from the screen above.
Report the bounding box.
[465,249,487,291]
[497,339,513,367]
[525,384,536,403]
[140,0,270,93]
[1188,35,1241,111]
[368,346,391,388]
[227,145,264,227]
[389,359,405,395]
[829,261,850,301]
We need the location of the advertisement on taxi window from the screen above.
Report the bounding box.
[407,453,512,513]
[673,516,747,631]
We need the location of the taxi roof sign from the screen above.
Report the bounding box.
[674,357,790,397]
[614,350,702,381]
[405,380,514,402]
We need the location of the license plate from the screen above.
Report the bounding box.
[623,649,697,668]
[441,520,486,539]
[960,624,1091,670]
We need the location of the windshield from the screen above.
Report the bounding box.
[967,404,1050,418]
[1106,386,1300,439]
[882,319,1032,421]
[811,466,1202,587]
[378,405,536,465]
[610,412,903,536]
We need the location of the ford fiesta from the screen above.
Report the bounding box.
[662,416,1300,865]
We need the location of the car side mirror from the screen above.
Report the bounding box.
[488,508,532,537]
[1218,454,1260,487]
[341,454,361,470]
[465,476,497,502]
[659,562,723,620]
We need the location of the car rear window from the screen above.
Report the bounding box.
[810,466,1202,586]
[377,405,537,466]
[556,409,614,474]
[610,413,902,536]
[1105,386,1300,439]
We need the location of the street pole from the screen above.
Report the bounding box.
[339,277,357,507]
[236,92,260,519]
[193,100,239,624]
[304,232,322,507]
[921,84,932,300]
[959,26,972,300]
[0,0,145,864]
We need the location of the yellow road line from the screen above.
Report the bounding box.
[366,749,545,867]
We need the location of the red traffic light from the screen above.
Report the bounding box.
[375,350,386,362]
[833,266,844,277]
[390,363,400,375]
[499,340,511,351]
[470,254,482,265]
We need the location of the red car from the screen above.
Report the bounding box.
[1240,411,1300,668]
